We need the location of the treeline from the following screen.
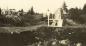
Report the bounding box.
[0,7,42,26]
[67,4,86,24]
[1,3,86,26]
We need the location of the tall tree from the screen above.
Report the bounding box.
[29,6,35,15]
[62,2,68,13]
[0,8,1,15]
[62,2,68,25]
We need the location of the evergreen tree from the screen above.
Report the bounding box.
[62,2,68,13]
[62,2,68,25]
[20,9,24,15]
[0,8,1,15]
[29,6,35,15]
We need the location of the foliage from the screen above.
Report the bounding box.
[68,3,86,24]
[62,2,68,13]
[0,6,41,26]
[68,8,82,23]
[0,8,1,15]
[18,9,24,16]
[27,6,35,15]
[34,27,58,41]
[83,4,86,14]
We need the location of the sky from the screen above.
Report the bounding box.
[0,0,86,13]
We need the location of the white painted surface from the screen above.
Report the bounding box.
[47,8,63,27]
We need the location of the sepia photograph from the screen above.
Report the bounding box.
[0,0,86,46]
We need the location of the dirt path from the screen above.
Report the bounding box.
[0,24,47,33]
[1,23,86,33]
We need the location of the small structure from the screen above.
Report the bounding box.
[47,7,68,27]
[47,8,63,27]
[1,9,16,15]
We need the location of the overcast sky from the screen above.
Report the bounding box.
[0,0,86,13]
